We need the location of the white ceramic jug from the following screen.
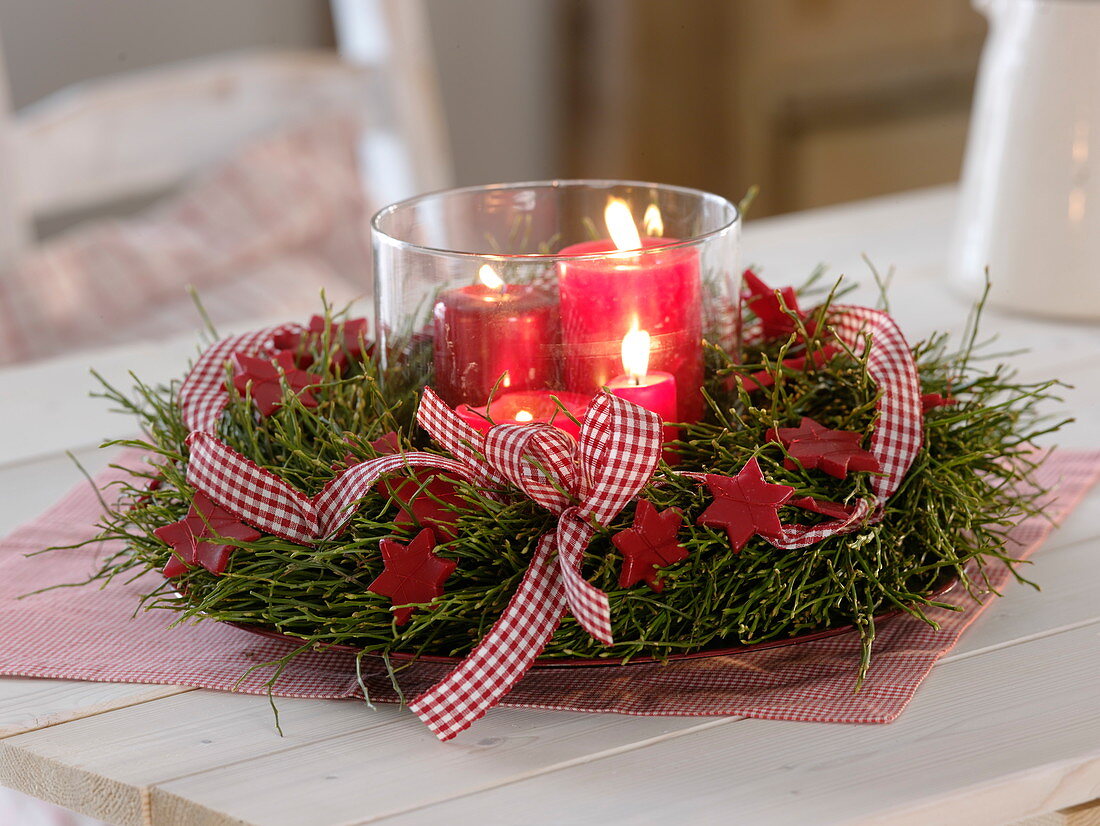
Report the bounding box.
[951,0,1100,319]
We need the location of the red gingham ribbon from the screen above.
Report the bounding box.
[181,327,481,543]
[752,304,923,548]
[185,432,476,542]
[179,325,298,432]
[406,388,663,739]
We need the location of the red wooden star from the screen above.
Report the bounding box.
[742,270,815,340]
[154,492,261,578]
[369,431,401,455]
[733,344,841,393]
[788,495,856,521]
[921,392,957,412]
[697,458,795,552]
[231,350,321,417]
[131,471,164,510]
[612,499,689,592]
[272,315,371,371]
[367,529,457,624]
[341,431,402,468]
[382,470,467,541]
[769,417,880,479]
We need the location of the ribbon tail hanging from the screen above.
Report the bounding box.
[408,533,566,740]
[555,511,613,644]
[405,389,662,739]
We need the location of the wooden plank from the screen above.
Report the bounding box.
[360,620,1100,826]
[0,446,110,536]
[1016,799,1100,826]
[1016,481,1100,557]
[0,315,286,467]
[0,693,397,826]
[0,334,199,466]
[856,767,1100,826]
[148,710,726,826]
[0,680,191,739]
[740,185,958,282]
[932,532,1100,658]
[0,694,713,826]
[145,533,1100,825]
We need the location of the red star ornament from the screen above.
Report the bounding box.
[612,499,689,592]
[351,430,401,457]
[742,270,815,340]
[788,495,857,521]
[369,431,401,455]
[382,470,468,541]
[697,458,795,552]
[769,417,881,479]
[921,392,958,412]
[232,350,321,417]
[154,492,261,578]
[272,315,370,372]
[367,529,458,625]
[341,431,402,468]
[131,471,164,510]
[733,343,841,393]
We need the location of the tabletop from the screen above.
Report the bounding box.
[1,185,1099,826]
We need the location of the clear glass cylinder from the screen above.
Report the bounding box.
[370,180,740,426]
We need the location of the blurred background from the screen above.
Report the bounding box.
[1,0,985,224]
[0,0,988,365]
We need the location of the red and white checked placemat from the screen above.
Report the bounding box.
[0,448,1096,730]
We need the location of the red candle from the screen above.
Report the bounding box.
[433,265,560,407]
[606,325,679,446]
[455,390,591,440]
[558,203,703,421]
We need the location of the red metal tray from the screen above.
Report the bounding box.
[214,575,958,669]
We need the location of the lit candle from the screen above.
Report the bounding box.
[433,264,560,407]
[455,390,591,440]
[607,322,678,446]
[558,198,703,421]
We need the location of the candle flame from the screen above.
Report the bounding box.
[515,410,534,422]
[621,320,651,382]
[643,203,664,237]
[605,198,642,252]
[478,264,505,290]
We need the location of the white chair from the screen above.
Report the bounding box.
[0,0,451,269]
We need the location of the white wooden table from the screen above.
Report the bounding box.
[2,185,1099,826]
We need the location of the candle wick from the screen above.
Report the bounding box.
[631,374,641,387]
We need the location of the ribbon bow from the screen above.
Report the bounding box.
[406,388,662,739]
